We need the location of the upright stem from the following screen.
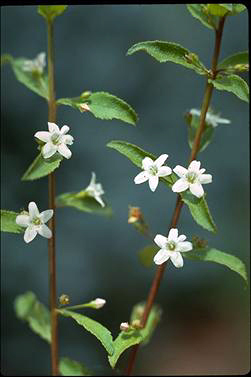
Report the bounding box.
[47,19,59,376]
[126,16,226,376]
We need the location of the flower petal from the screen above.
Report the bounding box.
[170,252,184,268]
[190,109,201,117]
[134,171,149,184]
[189,183,204,198]
[168,228,178,242]
[94,195,105,207]
[154,234,168,249]
[24,226,37,243]
[39,209,53,223]
[16,215,30,227]
[177,234,186,242]
[173,165,188,178]
[142,157,153,170]
[62,134,74,145]
[199,174,212,184]
[148,175,159,192]
[172,178,189,193]
[34,131,51,142]
[154,154,168,168]
[42,142,57,159]
[199,168,206,174]
[158,166,172,177]
[38,224,52,239]
[58,144,72,159]
[153,249,170,265]
[178,241,193,253]
[28,202,39,219]
[188,160,201,172]
[48,122,59,133]
[60,125,70,135]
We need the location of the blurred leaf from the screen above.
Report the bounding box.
[59,357,92,376]
[184,248,248,284]
[185,112,214,153]
[209,74,249,102]
[14,291,51,343]
[22,153,63,181]
[56,191,112,217]
[57,91,138,125]
[186,4,217,29]
[138,245,158,268]
[1,54,48,99]
[127,40,207,75]
[38,5,68,22]
[1,210,24,233]
[57,309,114,356]
[207,4,230,16]
[231,4,247,14]
[218,51,249,70]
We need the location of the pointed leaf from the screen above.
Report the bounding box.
[57,309,114,356]
[57,91,138,125]
[1,210,24,233]
[59,358,92,376]
[1,54,48,99]
[127,41,207,75]
[38,5,68,22]
[22,153,63,181]
[209,74,249,102]
[14,291,51,343]
[218,51,249,70]
[138,245,159,268]
[186,4,217,29]
[184,248,248,284]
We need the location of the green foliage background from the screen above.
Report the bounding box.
[1,5,249,375]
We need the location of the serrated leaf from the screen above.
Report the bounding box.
[59,357,92,376]
[127,41,207,75]
[1,210,24,233]
[38,5,68,22]
[108,304,162,368]
[14,291,51,343]
[185,112,214,153]
[209,74,249,102]
[138,245,159,268]
[57,309,114,356]
[57,91,138,125]
[184,248,248,284]
[1,54,48,99]
[218,51,249,70]
[56,192,112,217]
[22,153,63,181]
[187,4,217,29]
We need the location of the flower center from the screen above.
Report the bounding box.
[186,171,197,184]
[51,132,61,145]
[32,217,42,226]
[167,241,176,251]
[149,165,158,176]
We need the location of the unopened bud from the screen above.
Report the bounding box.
[192,235,208,249]
[79,103,90,112]
[81,90,91,99]
[128,206,142,223]
[131,319,143,329]
[59,294,70,305]
[120,322,130,331]
[93,298,106,309]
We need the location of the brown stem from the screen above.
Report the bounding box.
[126,16,226,376]
[47,19,59,376]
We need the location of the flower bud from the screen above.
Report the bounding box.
[81,90,91,99]
[120,322,130,331]
[79,103,90,112]
[128,206,142,223]
[131,319,143,329]
[93,298,106,309]
[59,294,70,305]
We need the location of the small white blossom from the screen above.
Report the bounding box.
[93,298,106,309]
[120,322,130,331]
[22,52,46,74]
[172,160,212,198]
[85,172,105,207]
[16,201,53,243]
[35,122,74,159]
[190,108,230,128]
[153,228,193,268]
[134,154,172,192]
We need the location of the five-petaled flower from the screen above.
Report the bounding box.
[172,160,212,198]
[134,154,172,192]
[16,201,53,243]
[153,228,192,268]
[35,122,74,160]
[190,108,230,128]
[22,52,46,75]
[85,172,105,207]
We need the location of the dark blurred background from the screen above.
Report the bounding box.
[1,5,249,376]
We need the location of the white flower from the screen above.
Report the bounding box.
[16,201,53,243]
[120,322,130,331]
[22,52,46,74]
[93,298,106,309]
[134,154,172,192]
[153,228,193,268]
[35,122,74,159]
[85,172,105,207]
[172,160,212,198]
[190,108,230,128]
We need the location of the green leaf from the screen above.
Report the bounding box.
[22,153,63,181]
[108,304,162,368]
[1,54,48,99]
[207,4,230,17]
[1,210,24,233]
[57,309,114,356]
[59,357,92,376]
[231,4,247,14]
[14,291,51,343]
[209,74,249,102]
[218,51,249,70]
[57,91,138,126]
[56,191,112,217]
[127,41,207,75]
[184,248,248,284]
[185,112,214,153]
[187,4,217,29]
[138,245,159,268]
[38,5,68,22]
